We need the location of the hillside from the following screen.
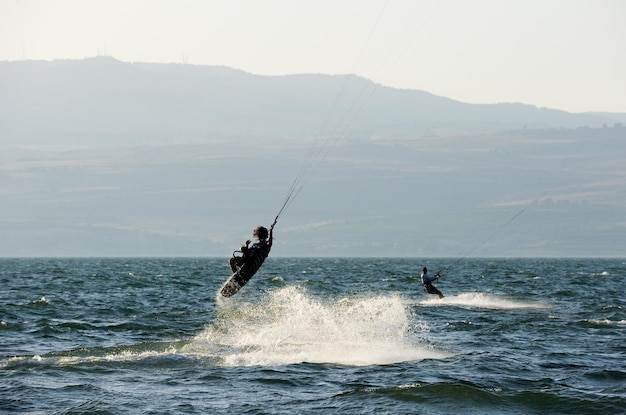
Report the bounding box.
[0,57,624,257]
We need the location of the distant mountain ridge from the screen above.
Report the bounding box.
[1,56,623,146]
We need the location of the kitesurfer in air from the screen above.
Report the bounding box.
[421,267,444,299]
[229,219,276,273]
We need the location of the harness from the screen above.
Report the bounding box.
[232,240,270,270]
[421,272,439,293]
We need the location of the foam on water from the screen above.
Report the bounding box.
[186,286,448,367]
[419,292,547,310]
[0,343,184,369]
[582,319,626,326]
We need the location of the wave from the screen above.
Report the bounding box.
[331,379,625,413]
[185,286,449,367]
[580,319,626,327]
[0,341,188,369]
[418,292,547,310]
[2,287,451,370]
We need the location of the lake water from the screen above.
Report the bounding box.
[1,257,624,414]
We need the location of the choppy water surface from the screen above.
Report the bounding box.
[1,257,624,414]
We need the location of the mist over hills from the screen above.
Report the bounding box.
[1,57,622,146]
[1,57,624,258]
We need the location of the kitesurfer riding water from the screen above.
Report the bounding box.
[421,267,444,299]
[229,219,277,273]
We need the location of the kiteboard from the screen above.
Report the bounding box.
[219,252,267,297]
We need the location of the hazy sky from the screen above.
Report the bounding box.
[1,0,625,113]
